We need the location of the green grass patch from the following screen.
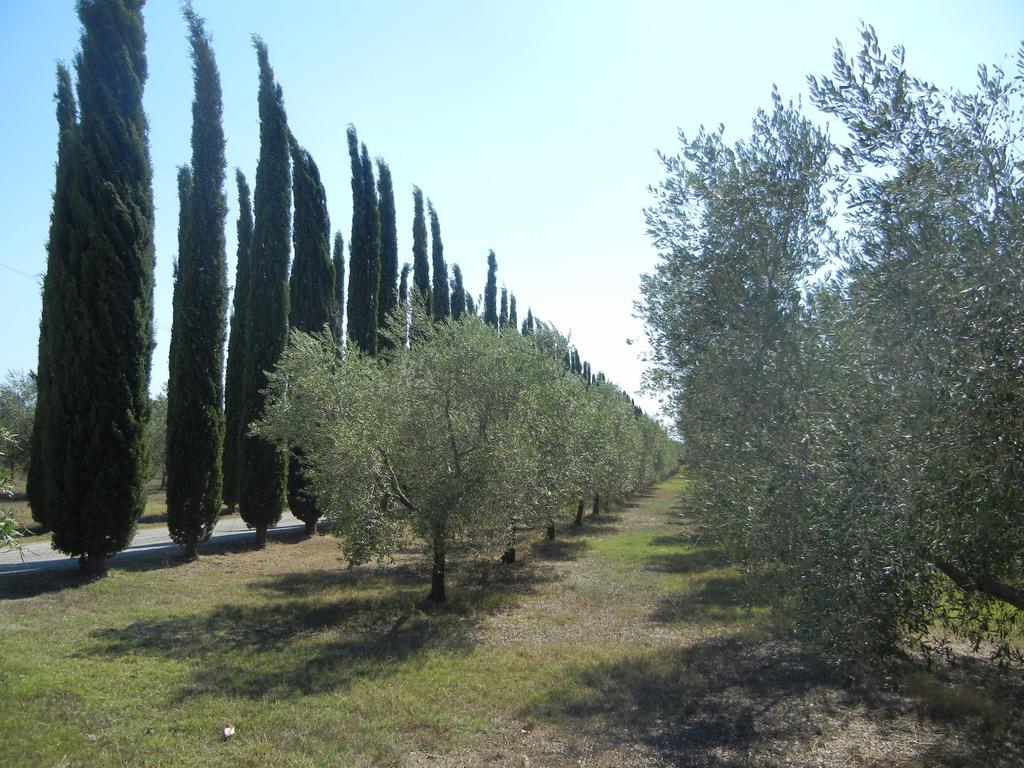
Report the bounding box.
[0,533,592,766]
[585,527,771,623]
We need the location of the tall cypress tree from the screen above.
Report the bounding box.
[499,287,509,330]
[509,293,518,333]
[288,142,335,535]
[411,186,430,308]
[376,159,398,343]
[346,128,380,355]
[450,263,466,320]
[166,7,228,559]
[222,169,253,511]
[238,38,290,549]
[36,0,156,574]
[166,165,193,538]
[28,63,78,531]
[484,250,499,328]
[429,200,449,319]
[332,231,345,343]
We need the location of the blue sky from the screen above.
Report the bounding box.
[1,1,1021,416]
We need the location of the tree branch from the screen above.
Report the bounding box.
[922,550,1024,611]
[378,448,417,512]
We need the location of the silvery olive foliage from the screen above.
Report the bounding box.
[256,306,676,599]
[640,26,1024,661]
[0,425,21,551]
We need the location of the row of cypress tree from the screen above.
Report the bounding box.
[28,0,577,567]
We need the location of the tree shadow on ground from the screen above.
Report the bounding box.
[645,545,732,574]
[897,653,1024,767]
[528,633,834,766]
[532,537,591,562]
[250,561,424,597]
[564,513,624,539]
[0,527,308,600]
[88,550,560,702]
[650,573,772,626]
[528,631,1024,766]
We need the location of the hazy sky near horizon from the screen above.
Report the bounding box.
[1,1,1021,417]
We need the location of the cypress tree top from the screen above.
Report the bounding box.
[450,263,466,320]
[289,142,336,335]
[412,186,430,308]
[399,262,410,306]
[484,250,499,328]
[522,308,535,335]
[509,294,518,333]
[499,287,509,330]
[361,142,381,340]
[376,159,399,339]
[333,231,345,343]
[346,127,380,355]
[429,200,450,319]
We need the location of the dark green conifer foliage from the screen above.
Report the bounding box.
[287,141,335,535]
[428,201,449,319]
[166,7,228,558]
[484,250,499,328]
[346,128,380,354]
[46,0,155,564]
[238,38,291,548]
[363,144,381,349]
[412,186,430,306]
[499,287,509,330]
[36,0,156,573]
[398,262,411,346]
[450,263,466,320]
[466,293,477,316]
[332,231,345,343]
[521,308,534,335]
[376,160,398,344]
[28,63,78,530]
[288,144,335,336]
[222,169,253,510]
[509,294,518,333]
[399,262,410,307]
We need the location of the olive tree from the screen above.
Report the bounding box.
[0,371,36,475]
[796,28,1024,657]
[257,308,582,602]
[640,26,1024,661]
[0,425,20,551]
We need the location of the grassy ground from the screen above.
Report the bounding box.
[1,475,1021,767]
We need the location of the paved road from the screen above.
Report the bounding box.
[0,513,306,575]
